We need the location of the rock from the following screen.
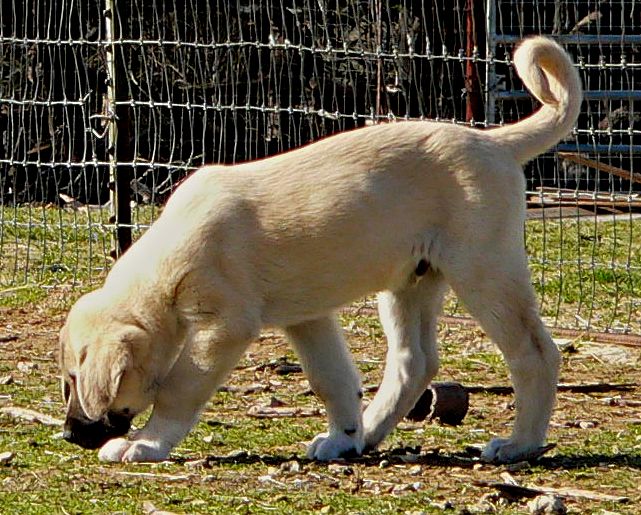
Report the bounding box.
[328,463,353,476]
[0,451,14,465]
[528,495,567,515]
[280,460,301,473]
[406,382,469,426]
[16,362,38,374]
[409,464,422,476]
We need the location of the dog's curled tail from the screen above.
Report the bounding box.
[488,37,582,164]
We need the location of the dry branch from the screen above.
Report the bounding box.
[475,479,630,503]
[106,470,193,482]
[559,152,641,185]
[0,406,63,426]
[247,405,321,418]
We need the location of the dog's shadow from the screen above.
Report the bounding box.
[193,446,641,471]
[536,452,641,470]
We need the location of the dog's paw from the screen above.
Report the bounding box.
[121,439,171,463]
[306,431,363,461]
[98,437,132,462]
[480,437,553,464]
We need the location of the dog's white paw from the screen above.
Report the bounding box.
[98,437,132,462]
[481,437,552,464]
[97,437,170,462]
[306,431,363,461]
[121,440,171,463]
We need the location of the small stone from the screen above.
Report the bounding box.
[0,451,14,465]
[202,435,214,443]
[409,464,422,476]
[328,463,353,475]
[528,495,567,515]
[0,375,13,385]
[16,362,37,373]
[292,478,308,488]
[280,460,301,473]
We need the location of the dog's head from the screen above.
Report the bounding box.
[59,290,155,449]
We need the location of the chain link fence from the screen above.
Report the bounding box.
[1,0,639,334]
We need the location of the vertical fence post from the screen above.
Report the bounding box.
[465,0,484,123]
[484,0,496,124]
[374,0,383,121]
[104,0,132,259]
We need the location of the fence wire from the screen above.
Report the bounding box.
[1,0,639,334]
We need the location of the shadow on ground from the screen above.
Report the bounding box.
[194,446,641,471]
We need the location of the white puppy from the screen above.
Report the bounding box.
[59,37,582,464]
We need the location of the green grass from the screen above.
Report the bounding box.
[526,215,641,331]
[1,309,640,514]
[0,204,153,307]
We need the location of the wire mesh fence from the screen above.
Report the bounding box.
[1,0,639,334]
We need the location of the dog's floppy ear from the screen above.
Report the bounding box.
[76,340,132,421]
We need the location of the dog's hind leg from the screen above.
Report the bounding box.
[362,270,447,451]
[284,316,364,461]
[445,247,561,464]
[99,312,258,463]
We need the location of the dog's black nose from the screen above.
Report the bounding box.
[63,412,132,450]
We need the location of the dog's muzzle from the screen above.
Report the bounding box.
[62,411,132,450]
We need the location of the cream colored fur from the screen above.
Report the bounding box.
[60,37,582,463]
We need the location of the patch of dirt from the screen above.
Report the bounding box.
[1,302,640,513]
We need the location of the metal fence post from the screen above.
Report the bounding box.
[484,0,496,125]
[465,0,484,123]
[104,0,132,259]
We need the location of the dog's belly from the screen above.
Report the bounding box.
[259,248,416,327]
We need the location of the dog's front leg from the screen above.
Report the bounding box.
[285,316,364,461]
[99,320,254,463]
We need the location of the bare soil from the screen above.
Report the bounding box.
[1,300,640,514]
